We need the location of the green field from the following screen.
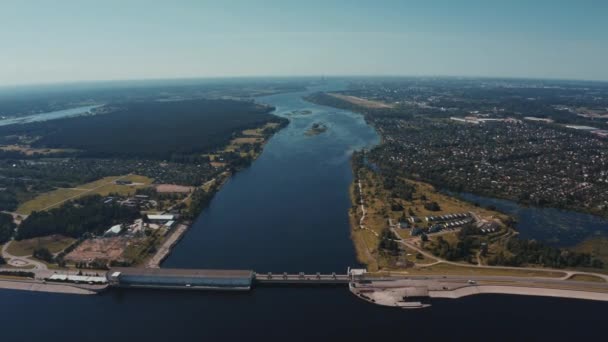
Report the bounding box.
[6,235,76,256]
[16,174,153,215]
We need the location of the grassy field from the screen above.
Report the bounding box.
[567,274,606,282]
[7,235,76,256]
[349,167,511,271]
[16,174,153,214]
[572,237,608,266]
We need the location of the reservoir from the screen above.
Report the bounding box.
[1,83,606,341]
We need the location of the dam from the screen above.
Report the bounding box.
[106,268,355,291]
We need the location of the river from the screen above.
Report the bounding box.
[1,83,606,341]
[0,105,100,126]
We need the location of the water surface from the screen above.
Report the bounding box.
[1,83,606,341]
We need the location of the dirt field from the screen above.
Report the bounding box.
[64,237,141,263]
[0,144,76,156]
[328,93,394,109]
[155,184,194,193]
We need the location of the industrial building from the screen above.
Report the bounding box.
[107,268,254,291]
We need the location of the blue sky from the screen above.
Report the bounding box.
[1,0,607,85]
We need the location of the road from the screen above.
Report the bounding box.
[351,273,608,308]
[1,241,48,270]
[388,226,608,282]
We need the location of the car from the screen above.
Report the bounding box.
[468,280,477,284]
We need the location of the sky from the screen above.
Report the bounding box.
[1,0,607,85]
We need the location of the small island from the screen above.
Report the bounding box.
[305,122,328,136]
[286,110,312,116]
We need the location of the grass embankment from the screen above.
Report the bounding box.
[7,235,75,256]
[567,274,606,283]
[16,174,153,214]
[349,167,511,272]
[407,263,566,278]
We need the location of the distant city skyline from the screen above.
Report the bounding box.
[1,0,607,86]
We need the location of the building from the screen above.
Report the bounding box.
[146,214,175,223]
[107,268,254,291]
[104,224,123,236]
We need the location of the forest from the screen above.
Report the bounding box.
[16,195,140,240]
[0,212,15,244]
[0,99,284,161]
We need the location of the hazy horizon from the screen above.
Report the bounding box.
[2,0,607,86]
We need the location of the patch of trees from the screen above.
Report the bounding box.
[383,175,415,201]
[428,235,479,263]
[488,239,604,269]
[0,99,285,161]
[378,229,400,255]
[33,247,53,262]
[424,201,441,211]
[0,212,16,244]
[0,188,19,211]
[186,188,216,219]
[16,195,139,240]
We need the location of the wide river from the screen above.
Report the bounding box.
[2,84,606,341]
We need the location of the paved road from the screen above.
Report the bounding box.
[1,241,48,270]
[389,227,608,282]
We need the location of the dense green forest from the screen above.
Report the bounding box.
[0,212,15,244]
[0,99,284,161]
[16,195,140,240]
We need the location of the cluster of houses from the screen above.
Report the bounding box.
[399,212,478,236]
[102,194,158,210]
[477,221,500,234]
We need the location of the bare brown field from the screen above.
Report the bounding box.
[155,184,194,193]
[64,237,142,263]
[0,144,77,156]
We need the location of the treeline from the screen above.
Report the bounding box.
[186,188,216,219]
[17,195,139,240]
[0,212,15,244]
[0,99,283,161]
[426,223,604,269]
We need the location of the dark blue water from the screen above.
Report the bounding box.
[2,83,606,341]
[453,192,608,247]
[164,86,377,272]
